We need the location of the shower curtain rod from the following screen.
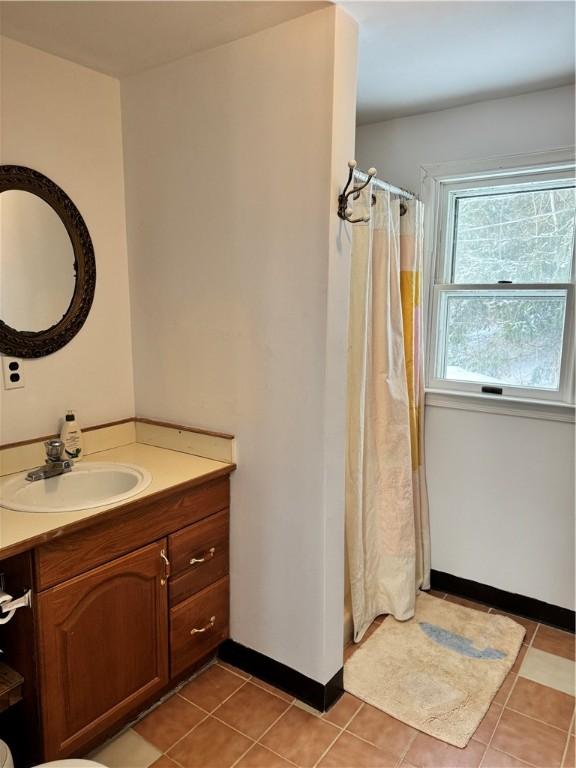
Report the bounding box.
[353,169,415,201]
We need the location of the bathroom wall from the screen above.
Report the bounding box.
[122,7,357,684]
[356,85,574,192]
[0,37,135,444]
[356,85,575,609]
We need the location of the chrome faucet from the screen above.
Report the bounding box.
[25,439,73,482]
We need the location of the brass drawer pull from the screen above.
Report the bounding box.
[189,547,215,566]
[190,616,216,635]
[160,548,171,586]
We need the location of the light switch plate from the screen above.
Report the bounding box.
[2,357,25,390]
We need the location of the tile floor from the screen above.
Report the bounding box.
[91,593,575,768]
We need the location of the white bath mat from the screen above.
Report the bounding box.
[344,592,525,748]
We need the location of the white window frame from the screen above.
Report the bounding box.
[422,149,576,417]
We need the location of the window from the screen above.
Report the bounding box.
[426,158,575,405]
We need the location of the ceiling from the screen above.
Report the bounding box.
[0,1,328,77]
[345,1,575,124]
[0,0,574,123]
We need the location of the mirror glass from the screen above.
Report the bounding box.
[1,189,76,332]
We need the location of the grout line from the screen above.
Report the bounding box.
[484,619,538,761]
[479,747,536,768]
[90,659,221,764]
[165,750,187,768]
[229,701,301,768]
[310,719,344,768]
[336,700,365,731]
[216,661,254,682]
[212,700,292,743]
[323,697,417,766]
[504,705,575,733]
[249,676,296,704]
[395,729,419,765]
[175,691,212,715]
[559,712,576,768]
[343,717,418,764]
[165,676,252,756]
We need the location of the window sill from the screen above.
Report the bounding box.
[425,389,575,423]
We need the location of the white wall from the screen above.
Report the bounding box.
[356,85,575,193]
[122,7,357,684]
[0,38,134,443]
[356,86,575,609]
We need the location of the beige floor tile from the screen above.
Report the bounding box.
[260,705,339,767]
[404,732,485,767]
[480,747,534,767]
[179,664,246,712]
[214,682,290,739]
[90,728,162,768]
[346,703,417,757]
[507,677,574,730]
[318,732,398,767]
[323,692,363,727]
[168,716,252,768]
[519,647,576,696]
[133,694,205,751]
[533,626,575,662]
[491,709,567,767]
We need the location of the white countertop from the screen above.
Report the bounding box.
[0,442,234,558]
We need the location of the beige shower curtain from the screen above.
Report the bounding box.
[346,185,430,643]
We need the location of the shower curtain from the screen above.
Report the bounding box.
[346,185,430,643]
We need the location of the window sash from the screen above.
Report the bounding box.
[436,170,576,285]
[428,283,575,402]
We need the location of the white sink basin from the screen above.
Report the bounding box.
[1,462,152,513]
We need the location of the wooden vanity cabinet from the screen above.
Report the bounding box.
[32,474,232,762]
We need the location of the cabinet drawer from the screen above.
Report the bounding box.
[168,510,229,606]
[35,477,230,590]
[170,577,229,678]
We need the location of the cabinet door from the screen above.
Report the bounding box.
[37,539,169,760]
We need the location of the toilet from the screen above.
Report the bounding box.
[0,740,103,768]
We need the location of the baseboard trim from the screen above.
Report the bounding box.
[430,570,575,633]
[218,640,343,712]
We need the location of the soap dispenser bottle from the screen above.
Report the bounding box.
[60,411,84,461]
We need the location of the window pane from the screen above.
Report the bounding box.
[453,186,575,283]
[439,290,567,390]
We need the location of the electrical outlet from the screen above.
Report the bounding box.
[2,357,25,390]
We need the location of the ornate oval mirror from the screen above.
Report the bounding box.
[0,165,96,358]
